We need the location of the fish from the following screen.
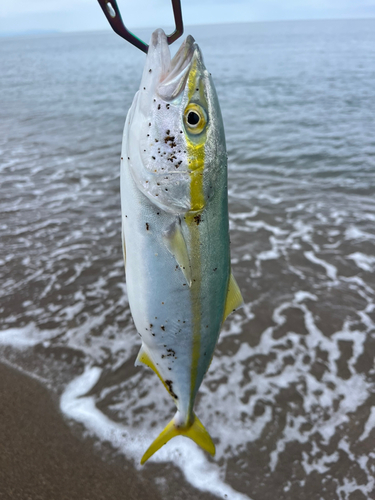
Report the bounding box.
[120,28,243,464]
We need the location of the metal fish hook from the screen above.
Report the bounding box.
[97,0,184,54]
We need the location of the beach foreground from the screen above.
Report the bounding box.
[0,363,158,500]
[0,362,224,500]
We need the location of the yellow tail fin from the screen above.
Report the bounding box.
[140,412,215,465]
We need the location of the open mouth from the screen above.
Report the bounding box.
[156,33,197,100]
[139,29,200,106]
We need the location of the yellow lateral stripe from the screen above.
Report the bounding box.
[189,166,205,212]
[184,58,206,411]
[186,59,205,213]
[186,215,201,411]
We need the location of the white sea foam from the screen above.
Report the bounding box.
[0,324,58,348]
[60,367,252,500]
[245,220,288,236]
[348,252,375,272]
[304,251,338,280]
[345,226,375,241]
[257,248,280,261]
[336,439,375,498]
[301,448,339,475]
[229,208,259,220]
[220,288,374,478]
[294,291,317,302]
[359,406,375,441]
[257,193,283,204]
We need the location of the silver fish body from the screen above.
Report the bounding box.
[120,29,242,463]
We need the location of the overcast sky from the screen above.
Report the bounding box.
[1,0,375,34]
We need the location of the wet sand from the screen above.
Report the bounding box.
[0,363,159,500]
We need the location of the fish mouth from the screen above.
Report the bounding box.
[159,34,196,99]
[147,29,198,100]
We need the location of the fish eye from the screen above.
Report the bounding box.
[187,111,200,125]
[184,103,207,135]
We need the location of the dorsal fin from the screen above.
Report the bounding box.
[162,219,192,286]
[223,273,243,322]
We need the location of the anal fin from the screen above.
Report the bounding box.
[223,272,243,322]
[136,345,172,397]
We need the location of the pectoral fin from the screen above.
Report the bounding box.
[162,220,192,287]
[223,273,243,322]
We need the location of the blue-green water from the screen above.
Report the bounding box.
[1,19,375,500]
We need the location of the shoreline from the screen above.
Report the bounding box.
[0,361,223,500]
[0,362,159,500]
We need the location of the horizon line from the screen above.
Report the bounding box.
[1,16,374,38]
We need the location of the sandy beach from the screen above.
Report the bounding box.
[0,363,159,500]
